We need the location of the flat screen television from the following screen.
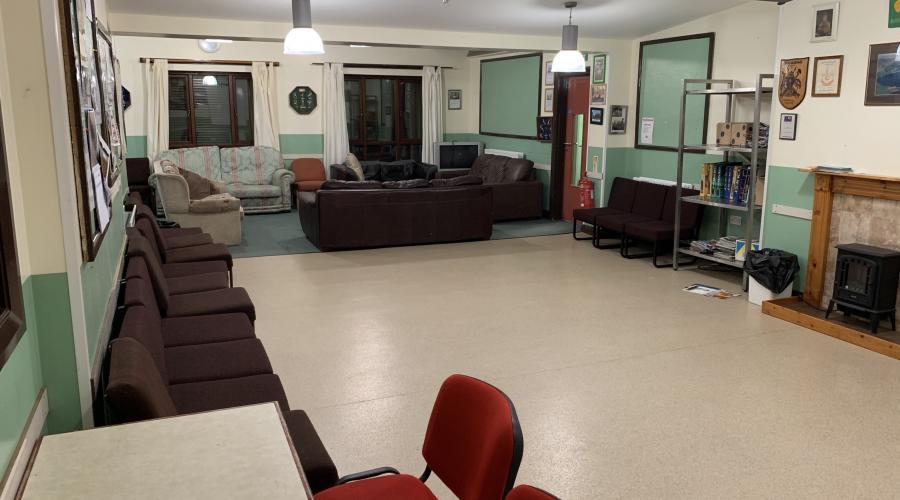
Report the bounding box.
[434,142,484,170]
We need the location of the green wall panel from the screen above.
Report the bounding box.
[126,136,147,159]
[279,134,324,155]
[0,278,44,477]
[81,186,127,369]
[637,36,712,148]
[31,273,81,434]
[479,55,542,138]
[762,165,814,290]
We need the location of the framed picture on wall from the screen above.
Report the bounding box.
[864,41,900,106]
[543,88,554,113]
[609,105,628,134]
[590,84,607,105]
[448,89,462,110]
[811,2,839,42]
[779,113,798,141]
[812,55,843,97]
[590,107,604,125]
[544,61,554,86]
[592,54,607,84]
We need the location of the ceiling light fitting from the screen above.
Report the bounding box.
[551,2,586,73]
[201,75,218,86]
[284,0,324,56]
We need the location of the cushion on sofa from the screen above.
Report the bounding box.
[382,179,430,189]
[178,167,218,200]
[345,153,365,181]
[189,194,241,214]
[156,146,222,180]
[430,175,484,188]
[379,161,416,181]
[227,183,282,199]
[505,159,534,182]
[220,146,283,185]
[470,155,534,184]
[320,180,383,190]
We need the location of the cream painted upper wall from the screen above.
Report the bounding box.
[115,36,470,138]
[769,0,900,175]
[0,0,68,275]
[625,2,780,148]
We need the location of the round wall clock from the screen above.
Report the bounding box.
[289,86,317,115]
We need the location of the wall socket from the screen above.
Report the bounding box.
[729,215,743,226]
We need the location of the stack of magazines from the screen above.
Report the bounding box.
[690,236,739,262]
[699,162,753,205]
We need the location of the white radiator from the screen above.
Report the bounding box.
[633,176,696,190]
[485,149,525,159]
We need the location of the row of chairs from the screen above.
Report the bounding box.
[573,177,704,267]
[107,197,557,498]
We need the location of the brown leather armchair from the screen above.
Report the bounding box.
[436,154,543,221]
[290,158,326,207]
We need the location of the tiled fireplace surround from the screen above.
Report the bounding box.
[822,194,900,314]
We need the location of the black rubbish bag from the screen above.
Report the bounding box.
[744,249,799,294]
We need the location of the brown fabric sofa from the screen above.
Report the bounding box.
[436,154,543,221]
[298,183,493,251]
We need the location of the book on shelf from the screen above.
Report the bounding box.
[698,162,754,205]
[690,236,739,262]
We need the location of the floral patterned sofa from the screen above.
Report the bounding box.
[155,146,295,214]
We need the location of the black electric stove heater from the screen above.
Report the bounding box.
[826,243,900,334]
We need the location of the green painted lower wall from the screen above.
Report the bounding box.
[0,278,44,477]
[761,165,814,290]
[126,136,147,159]
[32,273,80,434]
[81,183,127,369]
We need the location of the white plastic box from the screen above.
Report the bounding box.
[748,276,793,305]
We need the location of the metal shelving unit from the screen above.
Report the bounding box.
[673,74,774,273]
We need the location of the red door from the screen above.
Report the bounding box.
[561,75,590,221]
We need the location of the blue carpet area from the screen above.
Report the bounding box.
[230,209,571,259]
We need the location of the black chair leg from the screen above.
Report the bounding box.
[573,220,593,241]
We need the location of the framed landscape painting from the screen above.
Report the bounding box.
[865,41,900,106]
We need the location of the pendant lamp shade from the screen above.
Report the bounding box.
[284,0,324,55]
[551,5,585,73]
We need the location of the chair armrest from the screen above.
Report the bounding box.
[329,164,356,181]
[150,172,191,215]
[188,194,242,214]
[335,467,400,485]
[421,163,438,180]
[435,169,471,180]
[270,168,296,186]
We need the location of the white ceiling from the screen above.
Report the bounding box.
[107,0,758,39]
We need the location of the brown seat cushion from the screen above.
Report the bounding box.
[594,213,655,233]
[429,175,483,188]
[296,180,325,192]
[381,179,430,189]
[623,220,693,242]
[162,260,229,279]
[320,180,383,190]
[168,374,290,414]
[572,207,627,224]
[165,287,256,322]
[107,338,179,423]
[165,272,229,295]
[164,232,214,249]
[160,227,204,238]
[164,243,233,270]
[164,338,273,384]
[283,410,339,494]
[161,313,255,347]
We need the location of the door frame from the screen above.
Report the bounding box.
[549,71,590,220]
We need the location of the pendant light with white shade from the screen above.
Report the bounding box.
[551,2,585,73]
[284,0,324,55]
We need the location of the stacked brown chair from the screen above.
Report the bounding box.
[592,181,668,248]
[291,158,327,207]
[621,186,704,267]
[133,216,234,285]
[123,268,255,323]
[572,177,639,242]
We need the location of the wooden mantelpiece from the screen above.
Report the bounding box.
[763,169,900,360]
[800,170,900,307]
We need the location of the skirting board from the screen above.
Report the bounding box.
[0,389,48,500]
[772,203,813,220]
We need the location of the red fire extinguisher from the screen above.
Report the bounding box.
[578,177,594,209]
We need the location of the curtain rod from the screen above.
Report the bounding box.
[140,58,280,67]
[311,63,454,70]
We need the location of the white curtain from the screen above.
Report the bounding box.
[323,63,349,168]
[252,62,280,148]
[422,67,444,164]
[144,59,169,159]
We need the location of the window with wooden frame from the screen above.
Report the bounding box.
[0,104,26,370]
[344,76,422,162]
[168,72,254,149]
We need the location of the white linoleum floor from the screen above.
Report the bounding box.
[234,235,900,499]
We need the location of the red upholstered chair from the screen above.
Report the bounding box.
[506,485,560,500]
[315,374,524,500]
[291,158,327,206]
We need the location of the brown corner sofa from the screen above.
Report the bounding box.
[298,179,493,251]
[436,154,543,222]
[330,159,438,182]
